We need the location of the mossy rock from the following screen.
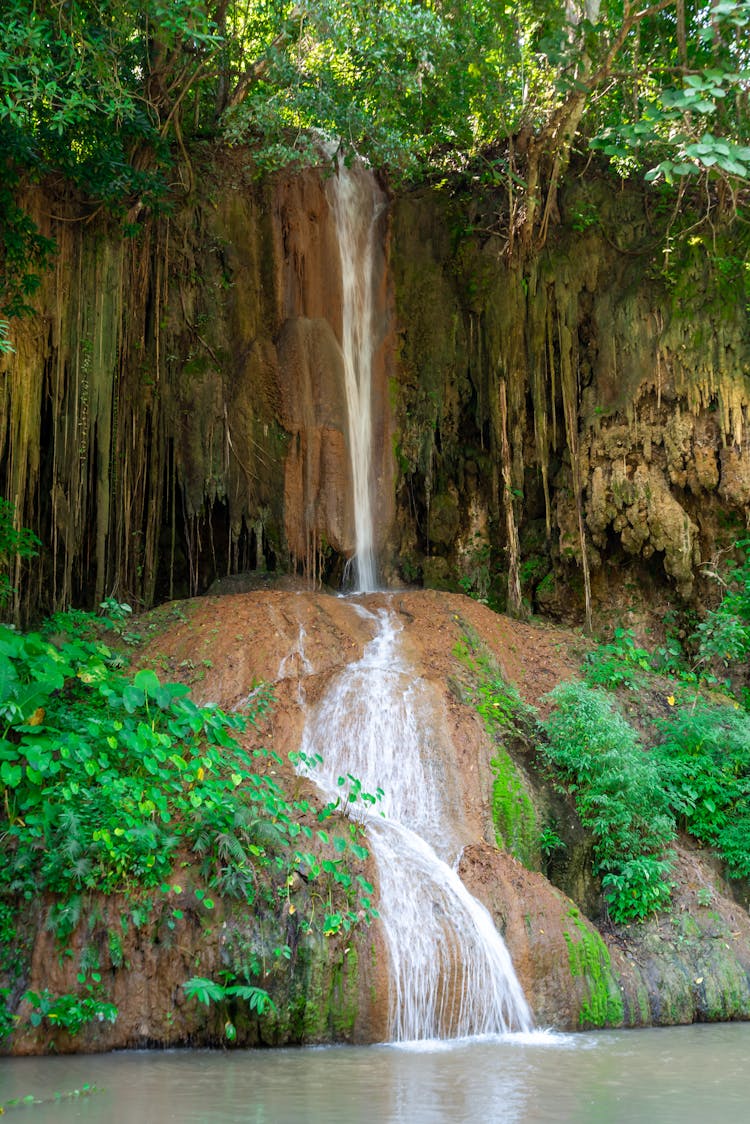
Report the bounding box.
[491,748,540,870]
[428,493,460,546]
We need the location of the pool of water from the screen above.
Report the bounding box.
[2,1024,749,1123]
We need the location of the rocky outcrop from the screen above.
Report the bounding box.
[0,154,395,619]
[390,175,749,619]
[2,157,747,624]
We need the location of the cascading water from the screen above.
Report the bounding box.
[327,158,384,593]
[296,605,532,1041]
[290,154,532,1041]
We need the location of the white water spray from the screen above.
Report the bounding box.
[327,159,384,593]
[297,605,533,1042]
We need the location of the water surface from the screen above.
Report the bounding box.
[3,1024,749,1123]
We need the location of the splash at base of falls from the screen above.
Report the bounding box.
[295,599,532,1042]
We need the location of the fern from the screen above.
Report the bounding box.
[652,702,750,875]
[541,682,675,922]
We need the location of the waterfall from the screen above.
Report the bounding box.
[303,153,531,1041]
[327,159,384,593]
[297,605,533,1042]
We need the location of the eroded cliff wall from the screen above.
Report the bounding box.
[390,173,749,623]
[1,155,747,621]
[0,153,395,619]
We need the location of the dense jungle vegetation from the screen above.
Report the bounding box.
[2,0,749,329]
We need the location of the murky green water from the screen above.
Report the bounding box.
[2,1025,748,1123]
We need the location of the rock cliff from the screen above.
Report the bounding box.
[1,156,747,624]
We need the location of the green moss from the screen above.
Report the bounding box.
[453,627,541,869]
[491,749,539,868]
[563,908,624,1028]
[266,937,361,1044]
[330,945,359,1038]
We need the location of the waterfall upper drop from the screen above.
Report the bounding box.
[327,158,384,593]
[298,604,533,1042]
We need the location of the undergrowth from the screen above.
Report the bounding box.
[456,540,750,925]
[0,603,376,1045]
[540,539,750,921]
[540,682,675,923]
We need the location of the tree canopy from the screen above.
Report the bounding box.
[1,0,748,292]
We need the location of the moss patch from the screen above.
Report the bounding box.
[453,624,541,870]
[563,907,624,1028]
[490,749,538,868]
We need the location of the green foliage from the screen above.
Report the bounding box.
[693,541,750,681]
[1,1086,101,1113]
[0,320,14,354]
[540,682,675,923]
[0,499,40,608]
[0,900,30,1040]
[539,823,566,859]
[0,622,259,895]
[583,627,652,690]
[578,547,750,889]
[222,0,532,179]
[23,986,117,1036]
[589,1,750,191]
[586,543,750,701]
[0,0,217,197]
[652,701,750,878]
[0,988,16,1040]
[183,973,275,1040]
[0,0,747,330]
[0,605,378,1041]
[0,613,373,933]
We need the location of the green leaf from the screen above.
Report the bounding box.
[0,760,22,787]
[133,669,161,698]
[122,685,145,713]
[183,977,225,1006]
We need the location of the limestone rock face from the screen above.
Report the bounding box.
[277,315,353,566]
[390,178,749,618]
[2,157,747,620]
[1,155,397,616]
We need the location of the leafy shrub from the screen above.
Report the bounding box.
[716,815,750,880]
[540,682,675,922]
[0,623,269,896]
[183,974,276,1041]
[583,627,653,690]
[23,986,117,1036]
[693,540,750,687]
[652,701,750,878]
[539,824,566,858]
[0,619,372,919]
